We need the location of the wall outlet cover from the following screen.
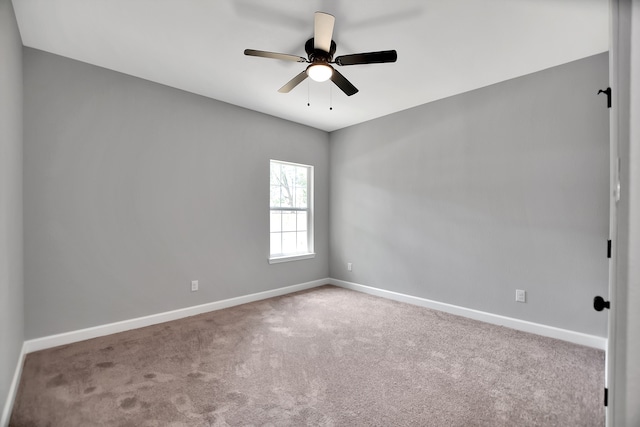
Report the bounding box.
[516,289,526,303]
[191,280,199,292]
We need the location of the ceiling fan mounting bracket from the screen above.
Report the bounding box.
[305,38,336,63]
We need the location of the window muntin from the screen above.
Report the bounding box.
[269,160,314,262]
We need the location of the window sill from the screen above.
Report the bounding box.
[268,253,316,264]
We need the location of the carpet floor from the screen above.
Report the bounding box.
[10,285,604,426]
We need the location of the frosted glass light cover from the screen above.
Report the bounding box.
[307,64,333,82]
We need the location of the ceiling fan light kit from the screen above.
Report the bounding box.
[244,11,397,96]
[307,64,333,82]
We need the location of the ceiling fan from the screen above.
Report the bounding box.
[244,12,397,96]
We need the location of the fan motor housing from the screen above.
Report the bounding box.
[305,38,336,63]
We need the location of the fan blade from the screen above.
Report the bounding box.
[244,49,307,63]
[330,68,358,96]
[278,71,309,93]
[335,50,398,66]
[314,12,335,52]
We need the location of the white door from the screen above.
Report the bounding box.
[604,0,620,424]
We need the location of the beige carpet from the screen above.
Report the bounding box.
[11,285,604,426]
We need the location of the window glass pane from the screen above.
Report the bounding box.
[270,233,282,255]
[281,184,293,208]
[296,168,307,187]
[295,187,307,208]
[282,232,296,254]
[270,162,279,184]
[297,232,308,251]
[271,164,291,208]
[270,164,282,202]
[270,211,282,232]
[282,211,296,232]
[297,211,307,231]
[270,185,281,208]
[284,165,296,188]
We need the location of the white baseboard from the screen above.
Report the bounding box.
[329,278,607,350]
[1,343,26,427]
[24,278,329,354]
[22,277,607,354]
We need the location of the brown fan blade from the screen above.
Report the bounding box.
[335,50,398,66]
[314,12,335,52]
[278,71,309,93]
[330,68,358,96]
[244,49,307,63]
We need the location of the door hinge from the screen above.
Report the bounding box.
[598,87,612,108]
[607,239,612,259]
[604,387,608,407]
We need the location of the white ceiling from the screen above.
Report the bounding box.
[12,0,608,132]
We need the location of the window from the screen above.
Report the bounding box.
[269,160,314,263]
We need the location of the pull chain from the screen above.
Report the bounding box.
[307,80,310,107]
[329,84,333,111]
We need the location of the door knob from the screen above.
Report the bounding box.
[593,296,610,311]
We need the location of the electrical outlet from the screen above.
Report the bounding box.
[515,289,526,303]
[347,262,352,271]
[191,280,199,292]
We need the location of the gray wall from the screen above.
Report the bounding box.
[23,49,330,339]
[0,0,24,417]
[330,53,609,337]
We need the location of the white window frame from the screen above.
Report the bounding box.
[268,159,315,264]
